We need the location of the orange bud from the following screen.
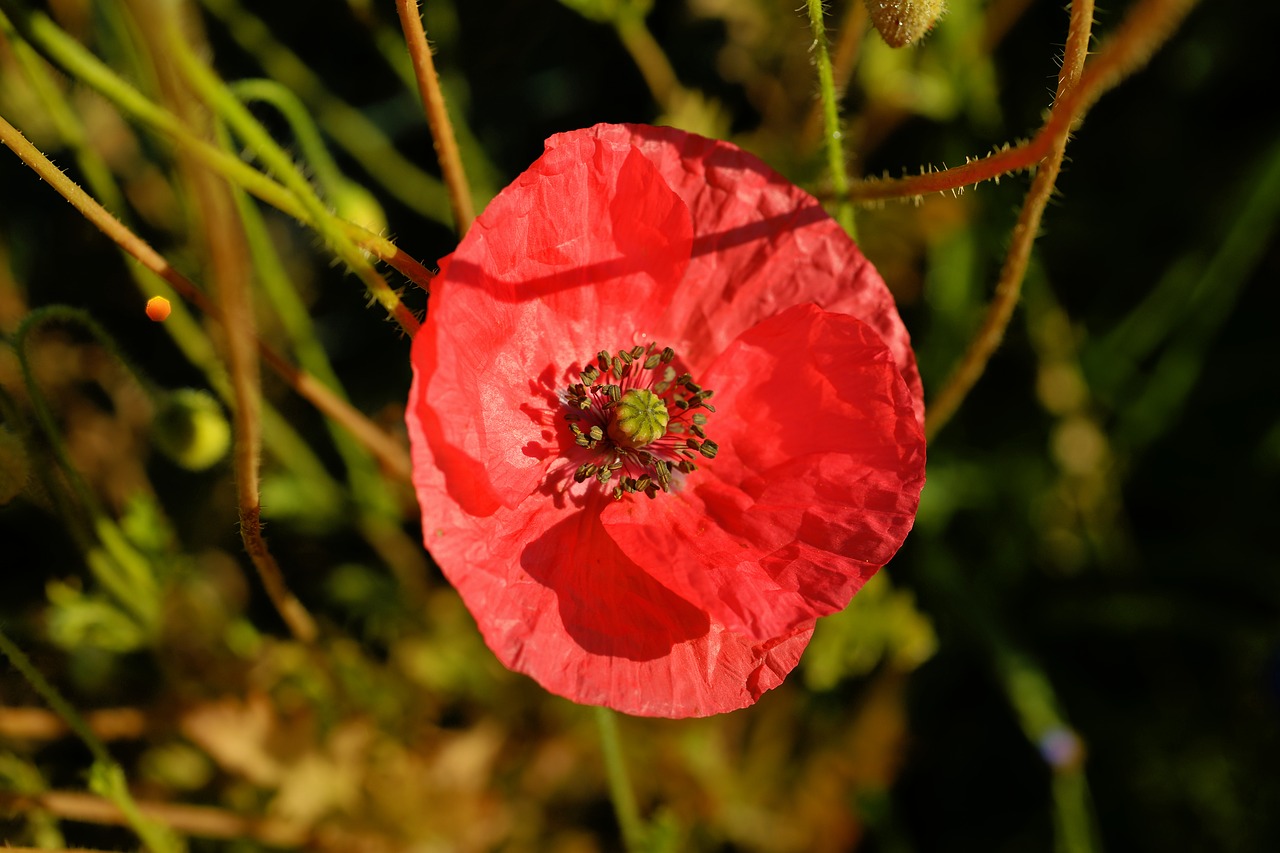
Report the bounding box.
[146,296,171,322]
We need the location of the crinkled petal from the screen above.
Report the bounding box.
[402,432,814,716]
[410,131,693,513]
[601,304,925,640]
[596,123,924,426]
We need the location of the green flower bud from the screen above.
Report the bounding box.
[331,181,388,237]
[608,388,669,449]
[152,389,231,471]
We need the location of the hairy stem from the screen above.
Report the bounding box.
[0,114,412,481]
[805,0,856,238]
[396,0,474,235]
[927,0,1090,438]
[0,0,433,291]
[850,0,1199,203]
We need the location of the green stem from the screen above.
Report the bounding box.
[11,308,162,629]
[0,0,425,281]
[805,0,856,239]
[614,11,683,113]
[197,0,453,224]
[595,706,644,852]
[228,78,351,202]
[165,25,419,336]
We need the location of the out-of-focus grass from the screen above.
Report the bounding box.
[0,0,1276,851]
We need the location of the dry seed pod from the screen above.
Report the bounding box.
[864,0,946,48]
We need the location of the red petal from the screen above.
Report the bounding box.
[601,304,926,640]
[409,130,694,512]
[597,123,925,426]
[405,454,813,716]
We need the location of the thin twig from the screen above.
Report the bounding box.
[395,0,474,235]
[0,789,308,847]
[0,706,147,741]
[925,0,1096,438]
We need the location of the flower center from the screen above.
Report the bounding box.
[560,344,717,500]
[608,389,668,449]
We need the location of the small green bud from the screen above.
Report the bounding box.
[152,389,231,471]
[608,388,669,449]
[331,181,388,237]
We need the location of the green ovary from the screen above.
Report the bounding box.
[608,389,669,449]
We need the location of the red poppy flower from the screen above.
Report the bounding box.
[406,123,926,718]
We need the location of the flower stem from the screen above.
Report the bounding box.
[227,78,354,207]
[395,0,475,235]
[801,1,866,153]
[164,23,419,338]
[594,706,644,852]
[926,0,1096,439]
[0,0,433,290]
[805,0,856,240]
[197,0,453,225]
[846,0,1200,204]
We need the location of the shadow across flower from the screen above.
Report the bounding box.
[407,123,926,717]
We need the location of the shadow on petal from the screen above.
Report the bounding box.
[520,508,709,661]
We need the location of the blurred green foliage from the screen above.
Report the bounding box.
[0,0,1276,851]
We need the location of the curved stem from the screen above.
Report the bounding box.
[595,706,644,852]
[197,0,453,225]
[849,0,1199,204]
[926,0,1093,439]
[181,107,319,645]
[395,0,474,235]
[165,25,419,338]
[228,78,350,201]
